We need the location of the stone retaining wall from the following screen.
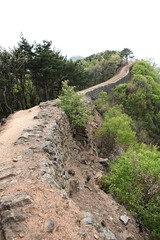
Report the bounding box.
[38,102,87,194]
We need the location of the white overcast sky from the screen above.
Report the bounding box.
[0,0,159,64]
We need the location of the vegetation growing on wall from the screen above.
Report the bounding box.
[58,80,91,128]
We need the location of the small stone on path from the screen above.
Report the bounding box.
[45,219,58,233]
[120,214,130,225]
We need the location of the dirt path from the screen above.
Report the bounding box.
[0,106,40,163]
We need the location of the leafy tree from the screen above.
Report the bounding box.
[101,53,121,80]
[120,48,133,64]
[0,49,14,116]
[64,60,89,90]
[58,80,91,128]
[131,60,158,81]
[11,37,33,109]
[29,40,66,101]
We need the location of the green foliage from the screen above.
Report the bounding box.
[95,91,109,115]
[104,60,160,145]
[80,50,122,86]
[132,60,158,81]
[0,35,89,118]
[106,144,160,239]
[112,83,128,104]
[96,106,136,150]
[120,48,133,64]
[58,80,91,128]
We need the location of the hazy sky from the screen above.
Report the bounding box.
[0,0,159,63]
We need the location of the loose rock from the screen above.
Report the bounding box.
[100,228,117,240]
[120,214,130,225]
[81,212,95,226]
[45,219,58,233]
[79,229,87,238]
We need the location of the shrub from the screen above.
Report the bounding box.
[95,91,109,115]
[58,80,91,128]
[96,105,137,151]
[112,83,128,104]
[106,144,160,239]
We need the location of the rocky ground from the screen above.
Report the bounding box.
[0,101,150,240]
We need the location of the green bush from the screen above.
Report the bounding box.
[112,83,128,105]
[132,60,158,81]
[96,105,136,151]
[58,80,91,128]
[95,91,109,115]
[106,144,160,239]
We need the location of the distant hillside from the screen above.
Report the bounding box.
[69,55,84,61]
